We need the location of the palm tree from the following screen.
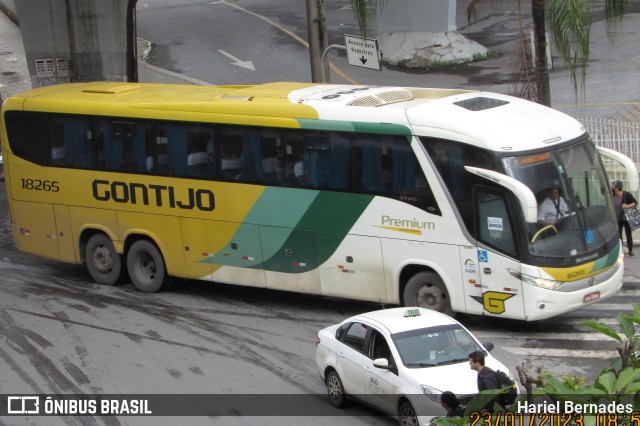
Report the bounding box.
[350,0,629,107]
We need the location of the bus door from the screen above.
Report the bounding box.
[473,186,524,317]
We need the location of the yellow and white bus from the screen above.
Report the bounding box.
[1,82,634,320]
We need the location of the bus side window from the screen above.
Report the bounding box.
[239,129,278,184]
[186,125,215,179]
[98,120,149,173]
[153,123,188,177]
[51,116,93,168]
[284,131,306,186]
[388,136,440,215]
[4,111,50,165]
[260,129,283,185]
[305,132,351,190]
[219,126,243,180]
[49,120,68,166]
[355,136,384,193]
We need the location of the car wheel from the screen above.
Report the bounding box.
[326,370,346,408]
[398,401,419,426]
[403,271,453,316]
[85,233,122,286]
[127,240,171,293]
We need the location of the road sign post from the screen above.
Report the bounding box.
[344,34,381,71]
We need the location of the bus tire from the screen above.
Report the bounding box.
[85,234,122,286]
[127,240,170,293]
[403,271,453,316]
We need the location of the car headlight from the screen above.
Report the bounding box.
[511,269,564,290]
[420,385,442,402]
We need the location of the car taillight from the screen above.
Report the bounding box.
[315,336,321,347]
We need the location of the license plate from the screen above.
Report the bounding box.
[583,291,600,303]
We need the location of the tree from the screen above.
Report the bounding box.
[350,0,629,107]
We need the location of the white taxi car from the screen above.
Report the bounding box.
[315,307,513,424]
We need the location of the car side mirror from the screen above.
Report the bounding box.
[373,358,390,369]
[483,341,495,352]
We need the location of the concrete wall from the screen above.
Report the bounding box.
[0,0,16,23]
[12,0,131,86]
[375,0,456,34]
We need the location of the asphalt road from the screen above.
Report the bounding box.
[136,0,640,121]
[0,177,638,425]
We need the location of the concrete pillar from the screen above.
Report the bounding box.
[375,0,457,34]
[13,0,135,87]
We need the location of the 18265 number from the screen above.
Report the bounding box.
[20,178,60,192]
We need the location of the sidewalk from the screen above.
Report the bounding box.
[0,9,29,101]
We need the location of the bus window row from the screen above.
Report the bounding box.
[5,111,441,214]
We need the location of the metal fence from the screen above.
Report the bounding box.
[579,117,640,245]
[579,116,640,191]
[580,117,640,163]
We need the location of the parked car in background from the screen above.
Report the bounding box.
[315,307,515,425]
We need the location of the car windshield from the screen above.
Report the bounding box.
[391,324,483,368]
[501,137,618,260]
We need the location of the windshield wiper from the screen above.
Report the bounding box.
[434,358,468,366]
[406,362,436,368]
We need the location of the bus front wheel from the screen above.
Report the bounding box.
[85,234,122,286]
[127,240,171,293]
[403,271,453,316]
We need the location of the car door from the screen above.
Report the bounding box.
[335,322,370,397]
[363,328,398,415]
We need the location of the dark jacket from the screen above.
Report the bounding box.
[447,405,465,417]
[477,366,500,391]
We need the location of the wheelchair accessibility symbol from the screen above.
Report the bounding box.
[478,249,488,263]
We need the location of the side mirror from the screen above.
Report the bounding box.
[465,166,538,223]
[483,341,495,352]
[373,358,390,369]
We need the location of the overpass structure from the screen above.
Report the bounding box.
[2,0,135,87]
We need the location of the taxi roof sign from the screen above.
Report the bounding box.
[404,308,421,317]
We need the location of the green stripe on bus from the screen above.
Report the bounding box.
[592,241,620,271]
[297,192,373,265]
[296,119,411,136]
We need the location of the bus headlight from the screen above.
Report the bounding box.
[520,273,564,290]
[613,250,624,269]
[420,385,442,402]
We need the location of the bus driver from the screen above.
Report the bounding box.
[538,187,569,226]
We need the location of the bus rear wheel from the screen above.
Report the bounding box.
[85,234,122,286]
[403,271,453,316]
[127,240,171,293]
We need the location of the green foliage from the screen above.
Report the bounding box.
[349,0,387,38]
[472,51,493,62]
[582,305,640,370]
[469,0,629,103]
[433,304,640,426]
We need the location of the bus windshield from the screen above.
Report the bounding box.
[502,137,617,260]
